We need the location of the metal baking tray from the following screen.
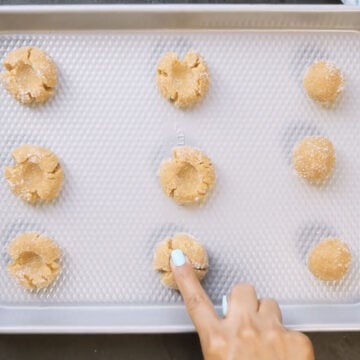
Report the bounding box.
[0,5,359,333]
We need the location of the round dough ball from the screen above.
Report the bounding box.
[303,60,344,106]
[308,238,351,281]
[292,137,335,183]
[1,47,57,104]
[4,145,64,203]
[157,51,209,108]
[7,232,61,289]
[159,146,216,205]
[153,233,209,289]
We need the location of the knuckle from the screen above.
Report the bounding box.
[263,298,278,306]
[241,328,258,340]
[205,332,227,356]
[288,332,315,358]
[185,293,206,313]
[232,283,255,296]
[265,328,284,343]
[290,332,313,347]
[259,298,279,309]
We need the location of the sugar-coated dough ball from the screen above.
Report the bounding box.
[1,47,57,104]
[159,146,216,205]
[4,145,64,203]
[8,232,61,289]
[292,137,335,183]
[303,60,344,107]
[157,51,209,108]
[308,238,351,281]
[153,233,209,289]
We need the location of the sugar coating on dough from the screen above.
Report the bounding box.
[153,233,209,289]
[7,232,61,289]
[303,60,344,107]
[4,145,64,203]
[308,238,351,281]
[157,51,209,108]
[292,137,335,183]
[159,146,216,205]
[1,47,57,104]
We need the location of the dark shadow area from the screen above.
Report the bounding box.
[0,333,359,360]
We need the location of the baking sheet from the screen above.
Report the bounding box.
[0,5,359,332]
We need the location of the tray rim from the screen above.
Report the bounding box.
[1,303,360,333]
[0,4,360,32]
[0,4,359,333]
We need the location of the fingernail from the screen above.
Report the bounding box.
[171,249,186,267]
[222,295,228,317]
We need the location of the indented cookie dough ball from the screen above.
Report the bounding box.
[153,233,209,289]
[292,137,335,183]
[157,51,209,108]
[303,60,344,107]
[4,145,64,203]
[7,232,61,289]
[159,146,216,205]
[1,47,57,104]
[307,238,351,281]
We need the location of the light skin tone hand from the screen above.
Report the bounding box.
[170,254,315,360]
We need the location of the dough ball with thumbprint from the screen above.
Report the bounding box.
[4,144,64,203]
[1,47,57,104]
[157,51,209,108]
[159,146,216,205]
[303,60,344,107]
[307,238,351,281]
[7,232,61,289]
[153,233,209,289]
[292,136,335,183]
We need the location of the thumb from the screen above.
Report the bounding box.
[170,249,219,333]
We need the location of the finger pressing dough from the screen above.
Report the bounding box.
[303,60,344,107]
[159,146,216,205]
[292,137,335,183]
[4,145,64,203]
[153,233,209,289]
[157,51,209,108]
[1,47,57,104]
[308,238,351,281]
[7,232,61,289]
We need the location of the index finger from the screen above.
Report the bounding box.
[170,250,219,333]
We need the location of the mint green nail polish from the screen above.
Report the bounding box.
[222,295,228,317]
[171,249,186,267]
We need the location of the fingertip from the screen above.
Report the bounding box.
[170,249,186,267]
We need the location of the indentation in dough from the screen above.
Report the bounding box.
[1,47,57,104]
[4,144,64,203]
[153,233,209,289]
[7,232,61,289]
[159,146,215,205]
[307,238,351,281]
[156,51,209,108]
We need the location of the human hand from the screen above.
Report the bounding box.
[170,249,315,360]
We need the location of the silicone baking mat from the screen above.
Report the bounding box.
[0,31,359,311]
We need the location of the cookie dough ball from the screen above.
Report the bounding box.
[157,51,209,108]
[7,232,61,289]
[292,137,335,183]
[308,238,351,281]
[303,60,344,107]
[1,47,57,104]
[153,233,209,289]
[159,146,216,205]
[4,145,64,203]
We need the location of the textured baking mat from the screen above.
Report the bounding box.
[0,32,359,306]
